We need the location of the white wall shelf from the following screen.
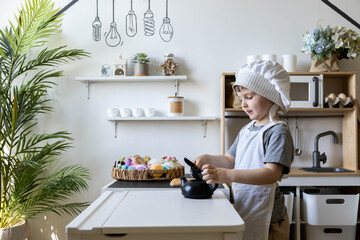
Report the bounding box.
[107,116,216,138]
[75,75,187,99]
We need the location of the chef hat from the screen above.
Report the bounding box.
[233,60,291,118]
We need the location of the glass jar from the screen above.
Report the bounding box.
[161,53,178,76]
[168,96,184,116]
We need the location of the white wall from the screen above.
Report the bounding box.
[1,0,360,239]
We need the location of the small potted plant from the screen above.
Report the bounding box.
[132,52,150,76]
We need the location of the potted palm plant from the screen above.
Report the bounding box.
[132,52,150,76]
[0,0,90,239]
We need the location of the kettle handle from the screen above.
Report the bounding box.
[212,183,218,192]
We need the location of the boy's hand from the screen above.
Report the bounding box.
[193,154,209,169]
[201,164,230,184]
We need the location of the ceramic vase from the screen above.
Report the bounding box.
[0,220,29,240]
[133,63,149,76]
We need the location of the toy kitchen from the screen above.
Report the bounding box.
[221,71,360,240]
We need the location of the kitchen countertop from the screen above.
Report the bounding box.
[280,167,360,186]
[288,167,360,176]
[66,190,244,240]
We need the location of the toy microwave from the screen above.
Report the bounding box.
[289,75,323,108]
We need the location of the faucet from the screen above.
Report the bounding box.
[313,131,339,168]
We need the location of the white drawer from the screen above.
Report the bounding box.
[304,224,356,240]
[283,191,294,223]
[301,192,359,225]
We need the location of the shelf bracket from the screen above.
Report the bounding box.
[201,120,207,138]
[174,79,179,96]
[85,81,92,99]
[113,121,118,138]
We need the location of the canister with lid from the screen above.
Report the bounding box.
[168,96,184,116]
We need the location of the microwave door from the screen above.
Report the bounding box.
[290,76,323,108]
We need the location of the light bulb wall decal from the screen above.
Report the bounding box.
[105,0,121,47]
[144,0,155,36]
[92,0,102,41]
[159,0,173,42]
[126,0,137,37]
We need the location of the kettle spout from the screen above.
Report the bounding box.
[180,176,187,185]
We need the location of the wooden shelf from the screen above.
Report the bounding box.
[224,71,356,76]
[225,107,355,113]
[287,71,357,77]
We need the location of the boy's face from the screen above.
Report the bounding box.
[235,86,274,125]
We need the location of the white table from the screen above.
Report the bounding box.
[66,190,244,240]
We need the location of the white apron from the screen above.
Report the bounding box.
[232,121,280,240]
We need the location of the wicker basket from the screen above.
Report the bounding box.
[111,166,185,181]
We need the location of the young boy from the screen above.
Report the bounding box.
[194,60,294,240]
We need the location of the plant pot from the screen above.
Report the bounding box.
[133,63,149,76]
[310,54,339,72]
[0,220,29,240]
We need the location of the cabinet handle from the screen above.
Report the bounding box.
[103,233,128,237]
[323,228,343,234]
[325,198,345,204]
[312,77,319,107]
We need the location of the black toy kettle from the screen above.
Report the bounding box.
[180,177,218,199]
[181,158,218,199]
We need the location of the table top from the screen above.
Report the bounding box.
[66,190,244,235]
[103,191,244,234]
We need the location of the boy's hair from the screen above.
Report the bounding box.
[233,60,291,114]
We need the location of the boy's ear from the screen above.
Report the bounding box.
[233,85,240,92]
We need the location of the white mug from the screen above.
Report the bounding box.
[131,108,144,117]
[247,55,259,64]
[144,108,156,117]
[120,108,132,117]
[107,108,120,117]
[262,54,277,62]
[281,54,297,72]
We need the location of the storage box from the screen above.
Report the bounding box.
[283,191,294,223]
[304,224,356,240]
[301,192,359,225]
